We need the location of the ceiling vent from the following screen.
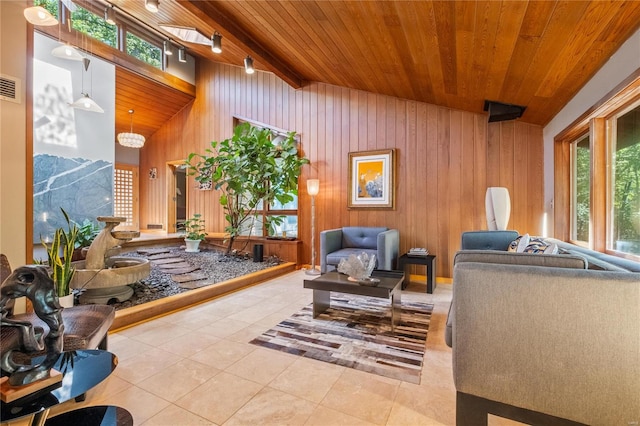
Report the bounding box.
[483,100,526,122]
[0,74,21,104]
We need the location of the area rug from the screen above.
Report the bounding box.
[249,294,433,384]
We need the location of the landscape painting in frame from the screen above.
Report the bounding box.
[348,149,395,209]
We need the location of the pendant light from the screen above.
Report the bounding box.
[51,44,84,61]
[69,58,104,113]
[118,110,145,148]
[24,6,58,26]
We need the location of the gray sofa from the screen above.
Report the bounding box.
[320,227,399,273]
[447,232,640,425]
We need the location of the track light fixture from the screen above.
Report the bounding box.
[178,46,187,63]
[163,40,173,56]
[104,5,116,25]
[211,32,222,54]
[145,0,159,13]
[244,56,255,74]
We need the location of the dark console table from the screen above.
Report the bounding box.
[399,253,437,293]
[1,350,132,426]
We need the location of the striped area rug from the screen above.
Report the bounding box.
[250,294,433,384]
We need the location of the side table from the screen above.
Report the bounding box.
[399,253,436,293]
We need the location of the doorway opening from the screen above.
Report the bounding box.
[167,161,187,233]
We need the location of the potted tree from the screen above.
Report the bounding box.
[183,213,206,252]
[41,208,78,308]
[187,122,309,254]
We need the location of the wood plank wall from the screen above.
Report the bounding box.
[140,61,544,277]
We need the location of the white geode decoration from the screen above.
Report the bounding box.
[337,252,376,281]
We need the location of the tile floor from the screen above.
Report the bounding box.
[6,271,519,426]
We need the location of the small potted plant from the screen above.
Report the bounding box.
[183,213,206,252]
[41,208,78,307]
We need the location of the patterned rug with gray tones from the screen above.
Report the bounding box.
[250,294,433,384]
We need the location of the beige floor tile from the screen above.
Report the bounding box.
[131,322,194,346]
[225,387,316,425]
[137,359,220,402]
[141,404,216,425]
[114,347,182,384]
[225,347,296,385]
[387,382,456,426]
[320,368,399,425]
[304,405,378,426]
[270,357,345,403]
[108,335,155,361]
[188,339,255,370]
[225,323,270,343]
[101,386,171,425]
[174,371,262,424]
[157,330,221,357]
[161,309,223,330]
[197,317,253,338]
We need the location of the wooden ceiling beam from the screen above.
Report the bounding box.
[176,0,304,89]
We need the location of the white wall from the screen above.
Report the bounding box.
[543,29,640,236]
[0,1,28,267]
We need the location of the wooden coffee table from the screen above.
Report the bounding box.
[303,270,404,331]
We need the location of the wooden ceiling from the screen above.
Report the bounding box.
[108,0,640,128]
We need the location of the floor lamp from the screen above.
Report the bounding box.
[306,179,321,275]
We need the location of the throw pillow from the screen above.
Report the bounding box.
[508,234,530,252]
[509,235,558,254]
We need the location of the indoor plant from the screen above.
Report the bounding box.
[187,122,309,254]
[41,208,78,307]
[183,213,206,252]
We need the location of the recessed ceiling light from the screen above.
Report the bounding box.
[159,24,212,45]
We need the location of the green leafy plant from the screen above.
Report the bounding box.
[187,122,309,254]
[73,218,100,249]
[41,208,78,297]
[183,213,207,241]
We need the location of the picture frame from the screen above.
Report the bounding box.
[348,149,396,209]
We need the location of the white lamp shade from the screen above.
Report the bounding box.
[24,6,58,26]
[118,132,146,148]
[307,179,320,196]
[485,187,511,230]
[51,44,84,61]
[69,94,104,113]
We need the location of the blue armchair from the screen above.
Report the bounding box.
[320,227,399,273]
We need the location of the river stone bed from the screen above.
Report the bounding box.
[102,246,281,310]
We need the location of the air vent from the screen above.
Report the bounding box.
[0,74,21,104]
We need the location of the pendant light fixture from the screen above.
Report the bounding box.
[145,0,159,13]
[118,110,145,148]
[244,56,255,74]
[24,6,58,26]
[69,58,104,113]
[211,32,222,54]
[51,44,84,61]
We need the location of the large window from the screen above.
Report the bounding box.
[562,90,640,260]
[71,5,117,48]
[609,105,640,255]
[571,134,590,244]
[126,30,162,69]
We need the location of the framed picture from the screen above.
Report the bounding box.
[348,149,396,209]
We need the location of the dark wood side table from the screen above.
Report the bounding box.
[399,253,436,293]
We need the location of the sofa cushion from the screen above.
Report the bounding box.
[461,230,519,251]
[341,227,387,249]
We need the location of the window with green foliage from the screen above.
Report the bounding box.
[610,104,640,255]
[71,5,117,48]
[126,31,162,69]
[572,134,590,243]
[36,0,59,19]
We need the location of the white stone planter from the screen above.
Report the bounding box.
[185,239,201,253]
[58,293,74,308]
